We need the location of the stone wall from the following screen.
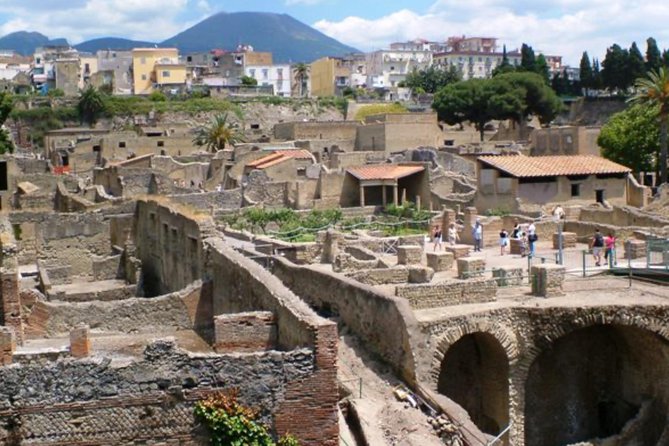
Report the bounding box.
[134,199,217,296]
[9,211,112,279]
[26,289,193,337]
[271,257,421,383]
[0,340,317,445]
[203,240,339,446]
[169,189,242,211]
[396,278,497,309]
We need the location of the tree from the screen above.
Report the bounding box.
[293,63,309,97]
[492,45,515,77]
[601,44,631,92]
[598,104,659,174]
[404,65,460,94]
[629,68,669,184]
[494,71,563,125]
[77,86,106,126]
[520,44,536,72]
[592,58,603,90]
[0,91,13,154]
[432,80,492,141]
[579,52,593,94]
[193,113,244,152]
[646,38,662,73]
[534,54,550,84]
[628,42,646,83]
[240,75,258,87]
[663,50,669,68]
[432,78,522,141]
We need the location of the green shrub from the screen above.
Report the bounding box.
[148,91,167,102]
[195,390,300,446]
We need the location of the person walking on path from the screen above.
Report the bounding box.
[447,222,459,246]
[527,222,537,257]
[604,232,617,266]
[472,219,483,252]
[591,228,605,266]
[432,225,443,252]
[499,228,509,255]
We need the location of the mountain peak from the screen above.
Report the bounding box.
[0,12,358,62]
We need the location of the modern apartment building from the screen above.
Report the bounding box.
[365,49,432,89]
[131,48,186,95]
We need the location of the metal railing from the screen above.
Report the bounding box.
[487,424,512,445]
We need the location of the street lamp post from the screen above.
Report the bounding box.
[553,206,565,265]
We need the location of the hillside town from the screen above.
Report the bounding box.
[0,36,571,99]
[0,7,669,446]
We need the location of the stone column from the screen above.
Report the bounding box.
[393,184,399,206]
[531,264,565,297]
[382,184,387,206]
[441,208,456,231]
[0,327,16,365]
[359,185,365,207]
[70,324,92,358]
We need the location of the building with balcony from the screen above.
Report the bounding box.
[365,49,432,89]
[433,50,521,80]
[390,39,449,53]
[244,64,291,96]
[310,57,353,97]
[132,48,183,95]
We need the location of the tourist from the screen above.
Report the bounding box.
[432,225,443,252]
[447,222,459,246]
[512,219,522,239]
[472,219,483,252]
[527,222,538,257]
[591,228,605,266]
[604,232,616,266]
[499,228,509,256]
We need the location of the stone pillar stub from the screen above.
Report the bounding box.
[70,323,92,358]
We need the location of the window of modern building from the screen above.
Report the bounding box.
[162,71,170,77]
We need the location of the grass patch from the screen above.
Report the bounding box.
[354,102,408,121]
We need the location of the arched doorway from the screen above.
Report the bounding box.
[438,332,510,436]
[525,325,669,445]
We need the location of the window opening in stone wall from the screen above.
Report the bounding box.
[0,161,7,191]
[571,184,580,197]
[119,141,126,148]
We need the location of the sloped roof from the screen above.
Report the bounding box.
[246,149,313,170]
[477,155,631,178]
[347,164,425,181]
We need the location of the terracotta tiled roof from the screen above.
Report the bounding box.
[273,149,313,160]
[477,155,631,178]
[245,150,313,170]
[347,164,425,181]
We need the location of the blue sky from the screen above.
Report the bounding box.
[0,0,668,66]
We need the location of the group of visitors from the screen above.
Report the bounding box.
[431,223,460,251]
[591,228,616,266]
[498,219,537,257]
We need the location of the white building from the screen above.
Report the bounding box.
[365,49,432,89]
[0,61,30,81]
[244,64,291,96]
[433,50,521,80]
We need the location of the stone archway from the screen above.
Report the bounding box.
[437,331,510,436]
[524,324,669,446]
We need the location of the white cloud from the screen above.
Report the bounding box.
[314,1,669,66]
[0,0,193,43]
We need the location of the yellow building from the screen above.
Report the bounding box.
[155,63,187,86]
[79,55,98,90]
[309,57,350,97]
[132,48,182,95]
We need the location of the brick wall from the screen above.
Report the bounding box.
[214,311,278,352]
[396,278,497,309]
[0,340,318,445]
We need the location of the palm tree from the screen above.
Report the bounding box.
[77,86,106,126]
[193,113,244,152]
[293,63,309,97]
[629,68,669,184]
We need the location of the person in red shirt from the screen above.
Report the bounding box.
[604,232,616,266]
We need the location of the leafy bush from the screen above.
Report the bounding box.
[195,390,299,446]
[148,91,167,102]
